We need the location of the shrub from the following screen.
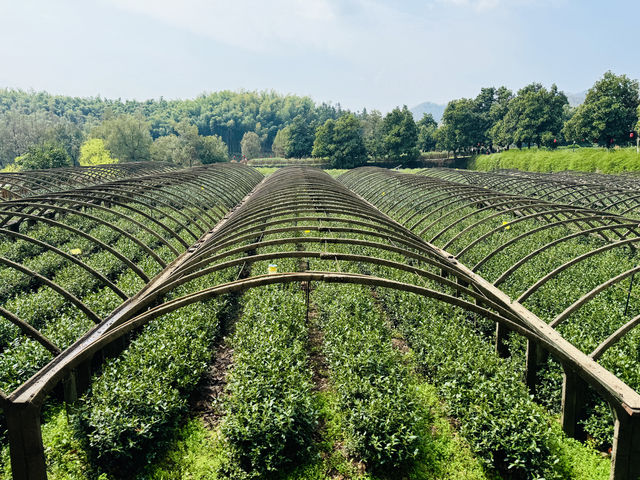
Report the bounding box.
[221,285,317,478]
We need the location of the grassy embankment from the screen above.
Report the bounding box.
[470,147,640,173]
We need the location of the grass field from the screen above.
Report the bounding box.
[469,147,640,173]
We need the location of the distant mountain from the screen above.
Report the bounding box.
[410,101,446,124]
[566,90,587,107]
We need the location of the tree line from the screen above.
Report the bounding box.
[1,71,638,171]
[296,71,639,168]
[0,90,344,170]
[437,71,639,155]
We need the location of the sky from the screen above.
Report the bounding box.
[0,0,638,112]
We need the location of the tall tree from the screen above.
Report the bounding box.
[272,128,290,158]
[563,71,639,147]
[416,113,438,151]
[240,131,262,159]
[285,115,315,158]
[359,109,384,158]
[312,119,335,158]
[474,86,513,149]
[150,135,189,165]
[94,114,152,162]
[173,119,199,166]
[331,114,367,168]
[492,83,567,148]
[313,114,366,168]
[382,106,419,161]
[158,119,229,165]
[46,120,84,166]
[0,112,59,166]
[197,135,228,164]
[436,99,483,154]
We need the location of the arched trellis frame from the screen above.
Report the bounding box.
[340,168,640,358]
[2,167,639,480]
[420,168,640,219]
[341,167,640,480]
[0,164,264,480]
[0,162,177,200]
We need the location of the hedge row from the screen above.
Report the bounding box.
[220,283,317,478]
[380,283,598,479]
[314,282,428,472]
[74,272,232,473]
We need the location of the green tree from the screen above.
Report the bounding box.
[313,114,366,168]
[149,120,228,166]
[563,71,639,147]
[359,109,384,158]
[240,131,262,159]
[0,111,58,167]
[150,135,188,164]
[94,114,152,162]
[331,114,367,168]
[78,138,117,165]
[492,83,567,148]
[197,135,228,164]
[540,131,559,149]
[436,99,483,154]
[312,119,335,158]
[382,106,419,161]
[46,120,84,165]
[416,113,438,151]
[173,119,198,166]
[285,115,314,158]
[474,86,513,149]
[14,142,71,170]
[272,128,290,157]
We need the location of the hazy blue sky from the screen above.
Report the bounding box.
[0,0,637,112]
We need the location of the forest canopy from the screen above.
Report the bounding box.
[0,89,343,168]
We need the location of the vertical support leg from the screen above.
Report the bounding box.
[525,340,538,393]
[561,367,588,439]
[525,340,548,394]
[6,402,47,480]
[495,322,510,358]
[610,407,640,480]
[63,370,78,404]
[74,356,93,398]
[305,281,311,324]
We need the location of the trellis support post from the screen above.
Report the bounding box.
[561,366,588,439]
[525,340,548,394]
[63,370,78,404]
[495,322,510,358]
[610,406,640,480]
[6,401,47,480]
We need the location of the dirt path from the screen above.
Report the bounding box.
[189,339,234,429]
